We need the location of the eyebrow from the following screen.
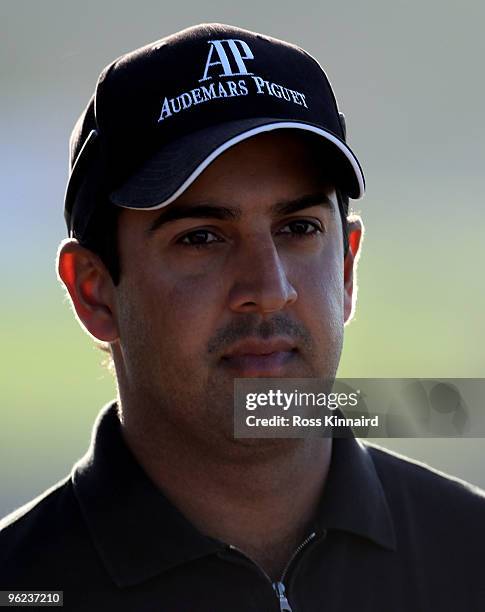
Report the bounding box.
[147,192,334,234]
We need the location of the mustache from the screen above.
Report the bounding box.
[207,313,313,355]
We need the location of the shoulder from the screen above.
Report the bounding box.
[365,441,485,501]
[360,443,485,607]
[0,477,72,548]
[0,476,100,589]
[363,441,485,537]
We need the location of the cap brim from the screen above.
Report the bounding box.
[110,118,365,209]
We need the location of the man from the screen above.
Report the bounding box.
[1,23,484,611]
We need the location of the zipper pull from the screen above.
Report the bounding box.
[273,581,293,612]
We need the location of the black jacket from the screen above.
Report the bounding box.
[1,402,484,611]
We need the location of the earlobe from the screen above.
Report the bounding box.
[56,239,119,342]
[343,217,364,324]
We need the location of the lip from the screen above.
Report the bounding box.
[220,338,297,377]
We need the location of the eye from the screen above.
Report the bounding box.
[177,229,223,248]
[278,219,323,238]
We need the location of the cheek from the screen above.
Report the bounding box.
[297,271,344,353]
[119,265,224,360]
[164,274,222,337]
[290,237,344,321]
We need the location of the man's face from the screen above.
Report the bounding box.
[113,131,349,447]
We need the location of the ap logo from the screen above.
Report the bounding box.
[199,39,255,82]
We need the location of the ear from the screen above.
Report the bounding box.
[56,238,119,342]
[343,216,364,324]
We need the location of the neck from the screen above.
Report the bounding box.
[119,399,332,581]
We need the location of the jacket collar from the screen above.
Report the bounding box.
[72,402,395,588]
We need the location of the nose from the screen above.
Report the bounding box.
[227,235,298,314]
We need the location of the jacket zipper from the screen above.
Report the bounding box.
[229,530,318,612]
[273,581,293,612]
[273,531,317,612]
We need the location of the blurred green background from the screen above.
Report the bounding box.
[1,0,484,518]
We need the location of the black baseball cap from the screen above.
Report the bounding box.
[65,23,365,237]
